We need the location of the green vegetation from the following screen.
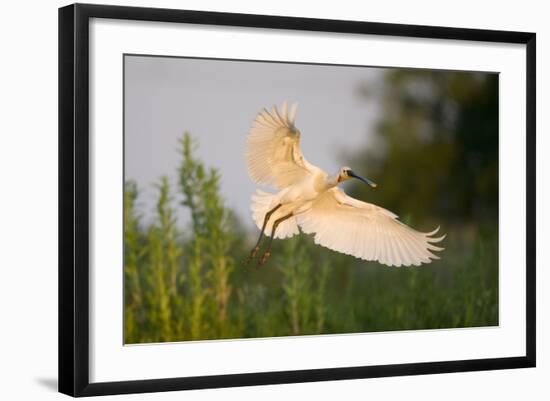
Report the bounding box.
[124,70,499,344]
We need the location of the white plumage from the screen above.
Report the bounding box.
[246,103,317,189]
[246,102,445,267]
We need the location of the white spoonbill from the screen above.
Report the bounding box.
[245,102,445,267]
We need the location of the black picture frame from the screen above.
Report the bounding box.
[59,3,536,397]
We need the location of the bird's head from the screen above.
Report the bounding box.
[338,166,377,188]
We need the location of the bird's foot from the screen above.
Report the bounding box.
[245,246,260,265]
[257,251,270,268]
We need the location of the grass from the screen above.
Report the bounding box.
[124,133,498,344]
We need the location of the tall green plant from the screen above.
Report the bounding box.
[142,177,184,342]
[278,237,329,335]
[178,133,235,339]
[124,181,144,343]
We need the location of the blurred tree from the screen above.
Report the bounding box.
[350,70,498,226]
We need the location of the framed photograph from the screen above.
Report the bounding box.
[58,3,536,397]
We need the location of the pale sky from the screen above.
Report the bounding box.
[124,55,384,229]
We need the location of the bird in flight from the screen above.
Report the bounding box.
[245,102,445,267]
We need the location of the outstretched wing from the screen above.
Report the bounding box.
[246,102,317,189]
[296,188,445,266]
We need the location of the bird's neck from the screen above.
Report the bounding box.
[325,174,341,189]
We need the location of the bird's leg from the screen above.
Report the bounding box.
[245,204,282,265]
[257,212,294,267]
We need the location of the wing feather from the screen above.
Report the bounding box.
[296,188,444,266]
[288,103,298,125]
[246,102,318,189]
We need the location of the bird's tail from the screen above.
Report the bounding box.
[250,189,299,239]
